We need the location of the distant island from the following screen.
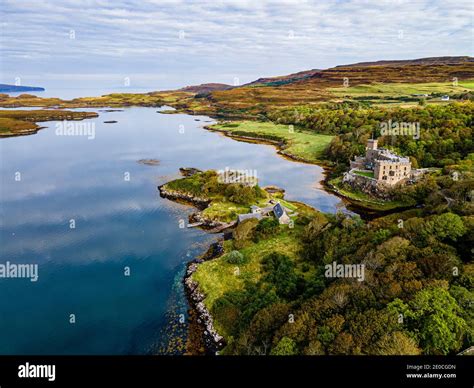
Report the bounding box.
[0,84,45,93]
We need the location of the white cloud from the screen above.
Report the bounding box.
[1,0,472,89]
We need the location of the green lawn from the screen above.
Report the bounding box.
[209,121,334,163]
[353,170,374,178]
[458,80,474,89]
[202,197,269,223]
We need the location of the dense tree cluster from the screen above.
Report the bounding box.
[268,101,474,174]
[213,181,472,355]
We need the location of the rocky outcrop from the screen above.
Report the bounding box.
[158,184,210,208]
[188,212,224,229]
[158,183,234,231]
[179,167,203,177]
[263,185,285,194]
[137,158,160,165]
[184,241,226,354]
[342,171,395,200]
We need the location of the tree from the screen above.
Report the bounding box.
[371,331,421,355]
[246,303,290,348]
[449,285,474,345]
[328,332,355,355]
[254,217,279,240]
[262,253,302,299]
[270,337,298,355]
[427,213,466,242]
[225,184,257,205]
[389,287,467,355]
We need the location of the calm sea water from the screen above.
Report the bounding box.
[0,105,344,354]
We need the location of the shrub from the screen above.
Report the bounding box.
[233,218,259,249]
[262,252,302,299]
[225,184,256,205]
[254,217,279,241]
[227,250,249,265]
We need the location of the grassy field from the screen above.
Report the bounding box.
[0,117,37,135]
[328,80,474,107]
[202,197,270,223]
[192,224,310,337]
[209,121,334,163]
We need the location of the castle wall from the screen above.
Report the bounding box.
[374,160,411,185]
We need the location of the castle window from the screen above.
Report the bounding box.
[389,171,395,176]
[382,176,387,180]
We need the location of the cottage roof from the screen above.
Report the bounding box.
[238,213,263,223]
[273,203,285,218]
[260,206,274,214]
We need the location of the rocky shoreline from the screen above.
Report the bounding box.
[158,183,235,230]
[158,182,230,354]
[158,184,210,209]
[184,241,226,354]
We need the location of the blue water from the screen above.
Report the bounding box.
[0,105,344,354]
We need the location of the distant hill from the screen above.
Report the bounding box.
[336,56,473,68]
[179,83,232,94]
[244,69,321,87]
[193,55,474,115]
[0,84,45,93]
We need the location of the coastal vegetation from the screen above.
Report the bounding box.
[190,174,472,355]
[0,90,193,108]
[160,170,269,224]
[159,156,472,356]
[0,109,98,137]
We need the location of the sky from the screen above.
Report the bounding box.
[1,0,473,91]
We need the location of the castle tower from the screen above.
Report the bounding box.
[367,139,378,151]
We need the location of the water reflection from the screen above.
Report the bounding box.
[0,106,344,354]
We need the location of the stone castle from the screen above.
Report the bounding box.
[344,139,412,188]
